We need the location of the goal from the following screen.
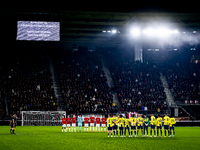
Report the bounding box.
[21,111,66,126]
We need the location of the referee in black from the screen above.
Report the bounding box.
[10,114,17,134]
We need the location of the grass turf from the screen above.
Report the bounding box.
[0,126,200,150]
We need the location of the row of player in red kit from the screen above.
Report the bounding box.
[65,115,106,125]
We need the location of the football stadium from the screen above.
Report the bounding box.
[0,5,200,150]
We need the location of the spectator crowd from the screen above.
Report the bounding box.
[162,61,200,102]
[54,48,115,114]
[2,46,200,119]
[5,52,57,116]
[99,47,168,113]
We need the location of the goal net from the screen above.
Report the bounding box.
[21,111,66,126]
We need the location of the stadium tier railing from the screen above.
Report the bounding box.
[175,99,200,105]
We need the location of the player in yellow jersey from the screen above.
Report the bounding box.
[107,114,113,137]
[150,114,156,137]
[118,115,125,137]
[130,114,137,137]
[112,114,119,137]
[136,114,144,137]
[124,116,131,137]
[169,117,176,137]
[156,115,163,137]
[117,114,120,136]
[163,113,170,137]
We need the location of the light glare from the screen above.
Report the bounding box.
[143,28,154,36]
[130,28,141,37]
[173,30,179,34]
[112,30,117,33]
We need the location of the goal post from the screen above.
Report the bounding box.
[21,111,66,126]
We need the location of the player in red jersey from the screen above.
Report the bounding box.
[96,115,101,132]
[90,115,95,132]
[84,115,89,132]
[72,115,76,132]
[66,115,71,132]
[62,117,67,132]
[101,115,107,132]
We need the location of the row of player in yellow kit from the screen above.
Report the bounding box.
[107,114,176,127]
[107,114,139,137]
[150,114,176,127]
[107,114,176,137]
[150,114,176,137]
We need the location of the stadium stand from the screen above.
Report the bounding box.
[163,62,200,102]
[5,51,57,116]
[0,46,199,119]
[52,48,115,114]
[99,47,168,114]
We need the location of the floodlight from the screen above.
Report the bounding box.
[151,27,170,37]
[112,30,117,33]
[154,28,163,36]
[169,30,174,34]
[130,28,141,37]
[143,30,147,34]
[107,30,111,33]
[102,30,106,32]
[143,28,154,37]
[173,30,179,34]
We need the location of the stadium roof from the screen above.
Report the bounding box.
[1,8,200,43]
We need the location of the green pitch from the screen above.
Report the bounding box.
[0,126,200,150]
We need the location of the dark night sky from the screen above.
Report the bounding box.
[56,3,199,13]
[1,2,199,13]
[69,4,188,13]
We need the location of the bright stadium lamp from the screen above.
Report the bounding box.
[130,28,141,37]
[143,28,154,37]
[173,30,179,34]
[156,28,170,37]
[112,30,117,33]
[143,30,147,34]
[169,30,174,34]
[154,28,162,36]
